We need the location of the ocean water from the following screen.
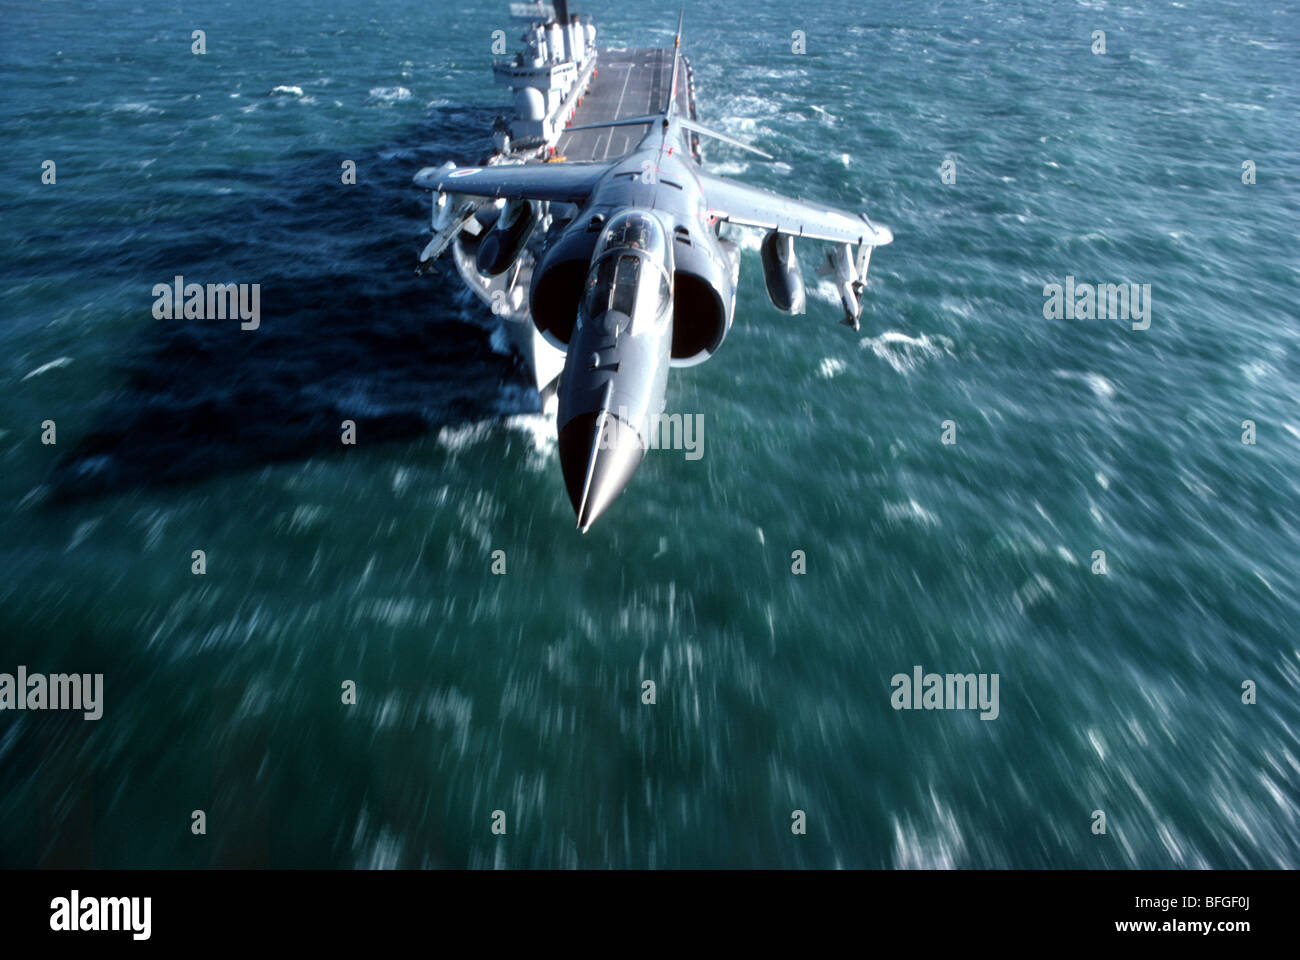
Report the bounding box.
[1,0,1297,868]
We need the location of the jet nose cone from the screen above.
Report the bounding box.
[558,411,646,532]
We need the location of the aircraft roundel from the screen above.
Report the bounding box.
[449,168,482,178]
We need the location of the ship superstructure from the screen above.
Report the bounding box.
[490,1,598,155]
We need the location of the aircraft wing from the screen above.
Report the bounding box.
[413,160,610,204]
[696,172,893,247]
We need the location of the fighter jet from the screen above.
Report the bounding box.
[415,13,892,531]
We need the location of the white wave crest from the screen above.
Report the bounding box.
[817,357,846,379]
[859,331,955,374]
[369,86,412,102]
[21,357,73,380]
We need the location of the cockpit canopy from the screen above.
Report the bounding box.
[581,211,672,335]
[592,210,668,262]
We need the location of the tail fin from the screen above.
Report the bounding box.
[666,7,684,119]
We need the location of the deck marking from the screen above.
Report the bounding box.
[613,62,633,120]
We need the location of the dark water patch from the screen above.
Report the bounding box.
[47,108,534,501]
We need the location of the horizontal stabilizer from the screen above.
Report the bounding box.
[678,118,772,159]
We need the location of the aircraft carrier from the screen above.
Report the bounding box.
[419,1,700,404]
